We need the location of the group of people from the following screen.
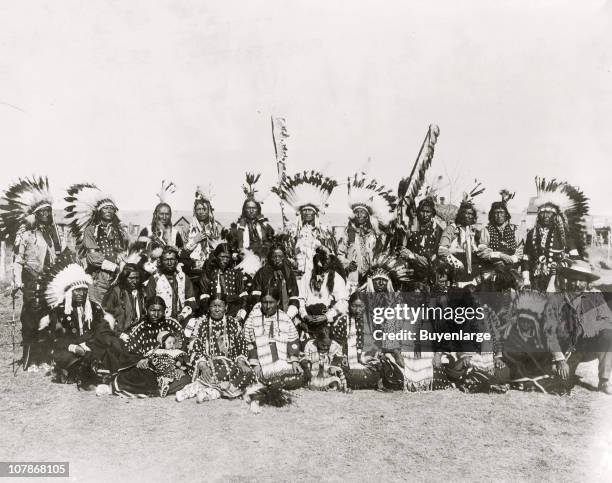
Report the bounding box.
[2,168,611,413]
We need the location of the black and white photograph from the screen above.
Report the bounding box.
[0,1,611,481]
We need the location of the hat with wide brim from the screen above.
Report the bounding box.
[559,260,600,282]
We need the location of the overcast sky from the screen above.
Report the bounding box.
[1,0,611,217]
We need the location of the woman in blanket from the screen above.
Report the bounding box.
[332,291,381,390]
[177,291,254,403]
[243,287,306,392]
[111,296,187,397]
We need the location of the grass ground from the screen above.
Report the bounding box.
[0,292,610,482]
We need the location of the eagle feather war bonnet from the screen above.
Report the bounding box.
[0,176,54,243]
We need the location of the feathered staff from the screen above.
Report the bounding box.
[396,124,441,228]
[271,116,289,229]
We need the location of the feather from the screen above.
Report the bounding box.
[397,125,441,225]
[0,176,54,243]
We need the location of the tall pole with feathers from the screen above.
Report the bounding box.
[271,116,289,229]
[390,124,440,250]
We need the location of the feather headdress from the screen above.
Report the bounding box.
[242,172,263,203]
[0,176,54,242]
[272,170,337,213]
[363,253,410,292]
[194,184,214,207]
[533,177,589,256]
[156,180,176,205]
[35,249,92,310]
[347,174,396,231]
[64,183,119,253]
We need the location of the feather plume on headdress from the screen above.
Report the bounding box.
[64,183,119,254]
[0,176,54,243]
[156,180,176,205]
[533,177,589,256]
[271,170,337,213]
[236,249,262,277]
[459,180,486,211]
[242,172,263,203]
[195,184,214,206]
[347,173,396,231]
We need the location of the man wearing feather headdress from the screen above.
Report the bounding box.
[0,177,64,367]
[272,170,337,294]
[438,185,491,287]
[521,178,587,292]
[183,185,224,281]
[65,183,128,304]
[228,173,275,260]
[337,174,396,292]
[35,251,118,385]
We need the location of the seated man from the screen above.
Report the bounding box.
[298,247,348,335]
[557,261,612,395]
[102,263,146,334]
[145,246,197,324]
[36,252,117,385]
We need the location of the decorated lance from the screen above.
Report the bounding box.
[271,116,290,229]
[397,124,441,230]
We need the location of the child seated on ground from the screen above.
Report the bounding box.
[301,326,348,392]
[146,331,190,397]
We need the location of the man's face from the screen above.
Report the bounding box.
[462,209,476,226]
[261,295,278,316]
[270,249,284,269]
[518,317,536,339]
[316,332,331,352]
[218,252,231,269]
[418,206,434,225]
[300,207,316,224]
[209,299,226,320]
[125,271,140,291]
[160,253,178,273]
[157,205,172,226]
[538,209,555,227]
[72,287,88,306]
[34,207,52,225]
[373,277,388,293]
[350,298,365,319]
[354,208,369,226]
[99,205,116,223]
[493,208,507,226]
[148,304,165,322]
[195,202,210,222]
[244,201,259,221]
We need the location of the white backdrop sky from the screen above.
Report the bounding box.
[1,0,611,216]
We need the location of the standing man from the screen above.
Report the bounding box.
[0,177,63,368]
[338,174,396,292]
[65,183,128,303]
[272,170,337,294]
